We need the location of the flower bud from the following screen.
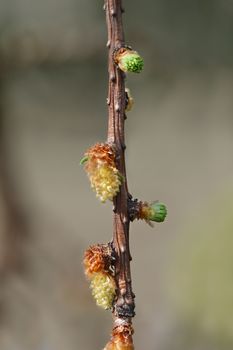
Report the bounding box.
[104,341,134,350]
[103,324,134,350]
[81,143,123,202]
[90,272,116,310]
[114,48,143,73]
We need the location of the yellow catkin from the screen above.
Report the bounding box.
[89,165,121,202]
[90,272,116,310]
[83,143,123,202]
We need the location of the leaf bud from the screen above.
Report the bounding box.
[114,47,144,73]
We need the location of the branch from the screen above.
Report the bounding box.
[81,2,166,349]
[105,0,135,320]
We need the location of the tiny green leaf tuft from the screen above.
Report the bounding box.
[121,53,144,73]
[115,48,144,74]
[148,202,167,223]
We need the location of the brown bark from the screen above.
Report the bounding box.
[105,0,135,321]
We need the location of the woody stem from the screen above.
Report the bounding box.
[104,0,135,323]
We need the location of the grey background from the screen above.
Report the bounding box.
[0,1,232,349]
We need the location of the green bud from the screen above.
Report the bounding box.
[148,202,167,223]
[80,155,89,165]
[118,51,144,73]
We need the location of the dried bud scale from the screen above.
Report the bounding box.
[83,243,114,279]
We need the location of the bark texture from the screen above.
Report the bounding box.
[105,0,135,321]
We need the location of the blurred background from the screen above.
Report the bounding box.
[0,0,233,349]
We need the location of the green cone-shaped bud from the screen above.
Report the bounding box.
[148,202,167,223]
[118,51,144,73]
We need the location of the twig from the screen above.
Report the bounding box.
[81,2,167,348]
[105,0,135,321]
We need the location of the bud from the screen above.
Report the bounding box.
[114,47,144,73]
[103,324,134,350]
[83,244,114,279]
[80,143,123,202]
[90,272,116,310]
[140,201,167,224]
[125,88,134,112]
[148,201,167,222]
[104,341,134,350]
